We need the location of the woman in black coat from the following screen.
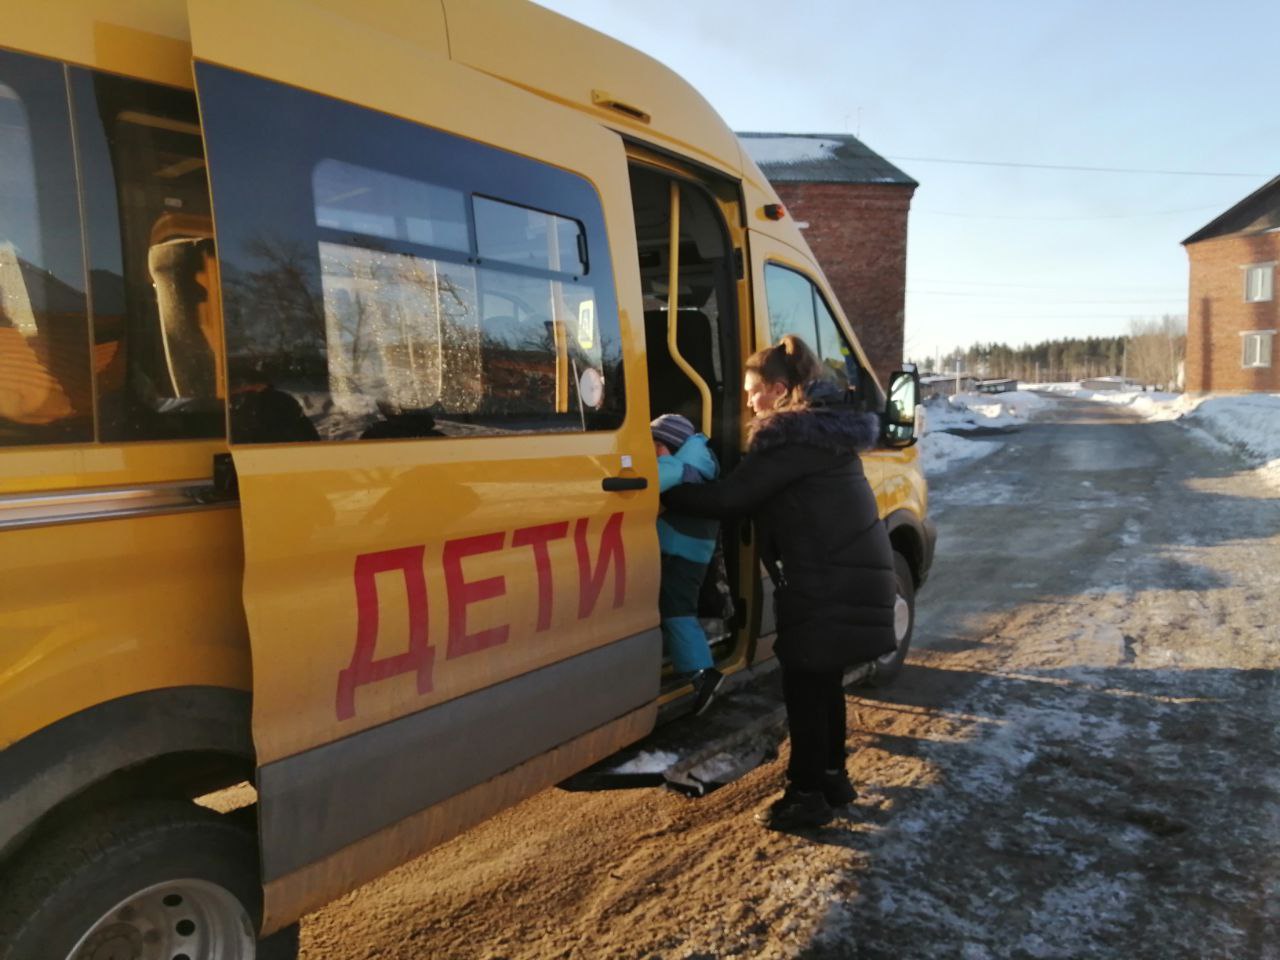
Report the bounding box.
[661,334,897,829]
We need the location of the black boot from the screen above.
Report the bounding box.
[819,770,858,807]
[690,668,724,717]
[754,787,834,830]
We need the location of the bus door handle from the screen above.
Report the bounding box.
[602,476,648,492]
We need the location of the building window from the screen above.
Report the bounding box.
[1241,331,1274,369]
[1243,263,1274,303]
[195,63,624,443]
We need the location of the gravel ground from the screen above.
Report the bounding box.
[300,394,1280,960]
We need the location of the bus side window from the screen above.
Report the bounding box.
[763,262,818,346]
[0,50,93,446]
[69,68,225,442]
[812,291,879,408]
[763,262,878,409]
[195,65,625,444]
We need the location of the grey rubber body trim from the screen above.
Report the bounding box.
[257,628,661,880]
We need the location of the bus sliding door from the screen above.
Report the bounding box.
[189,0,660,929]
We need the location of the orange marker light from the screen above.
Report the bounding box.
[763,203,785,220]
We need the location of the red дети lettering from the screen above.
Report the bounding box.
[335,512,628,718]
[443,532,509,659]
[511,521,569,631]
[336,546,434,721]
[575,511,626,619]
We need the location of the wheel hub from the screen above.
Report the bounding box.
[66,880,255,960]
[82,923,140,960]
[878,594,911,665]
[894,594,911,642]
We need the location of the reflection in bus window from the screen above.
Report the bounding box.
[70,67,224,441]
[764,262,875,408]
[319,242,460,420]
[474,196,586,274]
[195,63,625,443]
[764,262,818,346]
[813,293,858,391]
[315,160,468,252]
[0,51,93,446]
[313,245,602,436]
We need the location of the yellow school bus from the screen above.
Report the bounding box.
[0,1,933,956]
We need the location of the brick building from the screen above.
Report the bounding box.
[1182,175,1280,393]
[739,133,917,385]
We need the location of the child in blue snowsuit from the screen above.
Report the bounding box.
[653,413,724,716]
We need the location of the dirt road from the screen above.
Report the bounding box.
[300,395,1280,959]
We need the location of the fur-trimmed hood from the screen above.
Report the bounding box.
[748,379,881,454]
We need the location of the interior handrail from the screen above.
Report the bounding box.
[665,181,713,438]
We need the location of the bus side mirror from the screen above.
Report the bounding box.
[882,369,921,448]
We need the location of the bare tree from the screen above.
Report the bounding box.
[1126,315,1186,390]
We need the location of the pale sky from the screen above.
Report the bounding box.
[535,0,1280,361]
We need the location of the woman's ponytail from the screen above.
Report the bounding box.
[746,334,823,408]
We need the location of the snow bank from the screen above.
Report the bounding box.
[919,390,1050,474]
[1185,394,1280,486]
[1072,389,1189,422]
[918,430,1001,475]
[932,390,1051,431]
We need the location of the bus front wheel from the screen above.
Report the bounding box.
[0,799,298,960]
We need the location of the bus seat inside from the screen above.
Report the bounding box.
[643,308,716,424]
[148,236,222,401]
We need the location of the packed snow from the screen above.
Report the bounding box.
[929,390,1051,431]
[1034,383,1280,489]
[609,750,679,774]
[919,390,1050,475]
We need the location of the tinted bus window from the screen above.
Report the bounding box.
[764,262,817,346]
[765,262,870,401]
[0,50,93,446]
[812,293,860,392]
[314,160,468,252]
[69,68,224,442]
[474,196,586,274]
[196,64,624,443]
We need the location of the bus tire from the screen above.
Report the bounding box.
[0,799,299,960]
[866,551,915,688]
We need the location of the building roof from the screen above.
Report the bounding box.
[738,132,917,187]
[1182,174,1280,245]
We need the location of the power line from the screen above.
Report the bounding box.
[886,155,1265,178]
[909,291,1186,304]
[914,204,1222,221]
[909,277,1183,291]
[911,316,1177,323]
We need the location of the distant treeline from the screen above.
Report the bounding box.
[914,316,1187,387]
